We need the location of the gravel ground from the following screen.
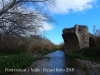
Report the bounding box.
[75,59,100,75]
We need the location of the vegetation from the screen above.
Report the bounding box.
[0,0,57,54]
[0,0,55,38]
[35,49,56,55]
[0,1,57,74]
[27,35,57,53]
[75,47,100,59]
[0,35,57,75]
[0,54,37,74]
[1,1,99,74]
[93,25,100,37]
[65,52,100,62]
[65,52,84,59]
[58,42,65,50]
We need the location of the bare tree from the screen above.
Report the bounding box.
[0,0,55,38]
[0,0,55,16]
[93,25,100,37]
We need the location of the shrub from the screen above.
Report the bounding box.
[0,36,27,54]
[0,45,27,54]
[75,47,100,58]
[0,35,57,54]
[26,35,57,53]
[58,42,65,50]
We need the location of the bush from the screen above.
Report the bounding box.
[0,36,27,54]
[0,35,57,55]
[26,35,57,53]
[57,42,65,50]
[75,47,100,58]
[0,45,27,54]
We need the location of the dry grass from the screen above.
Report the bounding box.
[0,35,57,54]
[24,35,57,53]
[57,42,65,50]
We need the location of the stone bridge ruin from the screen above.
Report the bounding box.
[62,24,95,52]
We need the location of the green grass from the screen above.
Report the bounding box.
[0,54,37,74]
[65,52,100,62]
[75,47,100,58]
[65,47,100,62]
[65,52,84,59]
[0,49,56,74]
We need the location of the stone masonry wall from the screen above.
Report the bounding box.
[62,24,93,52]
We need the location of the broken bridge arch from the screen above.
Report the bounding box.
[89,37,96,48]
[62,25,96,52]
[62,33,80,52]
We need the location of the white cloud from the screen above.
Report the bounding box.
[48,0,97,14]
[40,22,53,31]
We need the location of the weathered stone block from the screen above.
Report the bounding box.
[62,24,95,52]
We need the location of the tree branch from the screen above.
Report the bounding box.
[0,0,19,16]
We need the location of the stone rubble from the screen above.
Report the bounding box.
[77,59,100,69]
